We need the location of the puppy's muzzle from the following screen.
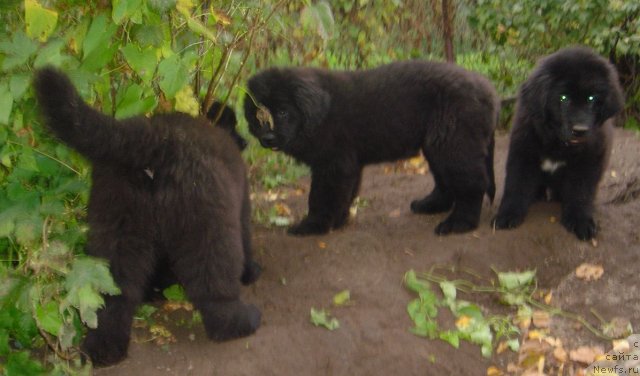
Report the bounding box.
[569,123,589,144]
[259,133,278,149]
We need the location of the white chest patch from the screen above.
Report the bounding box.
[540,159,566,174]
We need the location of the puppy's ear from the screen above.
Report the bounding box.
[292,74,330,132]
[207,101,237,129]
[599,70,624,121]
[519,71,553,122]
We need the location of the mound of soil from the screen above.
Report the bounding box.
[96,128,640,375]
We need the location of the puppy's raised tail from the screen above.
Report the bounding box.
[34,67,127,163]
[485,132,496,202]
[34,67,157,167]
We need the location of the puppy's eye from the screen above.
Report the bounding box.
[587,95,596,103]
[560,94,569,103]
[276,110,288,118]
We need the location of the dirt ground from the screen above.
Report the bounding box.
[95,128,640,376]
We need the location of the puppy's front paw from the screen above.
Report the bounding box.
[561,213,596,240]
[82,330,129,367]
[493,207,526,230]
[434,217,476,235]
[287,217,330,236]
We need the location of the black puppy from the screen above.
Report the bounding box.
[245,61,499,236]
[207,101,248,150]
[494,47,624,240]
[34,67,261,366]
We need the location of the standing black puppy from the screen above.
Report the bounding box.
[245,61,499,236]
[34,67,261,366]
[494,47,624,240]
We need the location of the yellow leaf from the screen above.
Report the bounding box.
[532,310,551,328]
[543,291,553,305]
[174,85,200,116]
[528,330,546,340]
[486,366,503,375]
[455,315,471,330]
[25,0,58,42]
[318,241,327,249]
[575,263,604,281]
[176,0,195,14]
[569,345,604,365]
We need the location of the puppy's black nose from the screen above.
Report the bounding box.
[260,133,277,148]
[571,124,589,138]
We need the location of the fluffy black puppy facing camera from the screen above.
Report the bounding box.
[494,46,624,240]
[207,101,248,150]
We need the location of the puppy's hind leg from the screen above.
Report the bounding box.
[431,154,487,235]
[411,162,454,214]
[173,226,260,341]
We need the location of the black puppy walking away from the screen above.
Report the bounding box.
[34,67,261,366]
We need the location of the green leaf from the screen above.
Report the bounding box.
[162,284,186,302]
[25,0,58,42]
[9,74,30,100]
[5,351,44,376]
[135,304,158,321]
[310,307,339,330]
[115,83,158,119]
[81,14,118,71]
[439,281,457,301]
[157,54,190,99]
[64,257,120,296]
[404,269,430,293]
[35,301,62,336]
[0,82,13,125]
[0,329,9,355]
[506,338,520,352]
[83,14,116,58]
[332,290,351,306]
[121,44,158,84]
[33,39,68,68]
[112,0,145,25]
[497,270,536,290]
[76,284,104,328]
[439,330,460,348]
[0,31,38,71]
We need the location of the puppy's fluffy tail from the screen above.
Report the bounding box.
[34,67,158,167]
[485,132,496,202]
[34,67,119,161]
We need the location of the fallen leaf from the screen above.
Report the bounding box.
[569,345,604,365]
[528,330,547,340]
[532,311,551,328]
[544,291,553,305]
[310,307,340,330]
[601,317,633,338]
[318,241,327,249]
[549,216,557,223]
[553,346,567,363]
[333,290,351,306]
[575,263,604,281]
[274,202,292,216]
[486,366,503,375]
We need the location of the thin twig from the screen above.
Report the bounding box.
[7,141,81,176]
